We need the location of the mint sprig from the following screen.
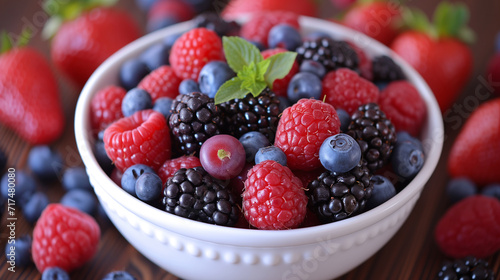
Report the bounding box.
[214,36,297,105]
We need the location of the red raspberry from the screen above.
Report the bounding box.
[240,11,299,47]
[169,28,224,80]
[138,65,182,101]
[321,68,379,114]
[275,99,340,171]
[32,204,100,273]
[242,160,307,230]
[104,110,171,172]
[434,196,500,258]
[157,155,201,184]
[90,85,126,133]
[379,81,427,137]
[261,48,299,97]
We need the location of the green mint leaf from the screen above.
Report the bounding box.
[247,80,267,97]
[256,59,271,81]
[238,61,258,85]
[223,36,263,73]
[214,77,249,105]
[263,51,297,87]
[1,31,13,54]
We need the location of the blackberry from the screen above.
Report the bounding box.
[438,256,495,280]
[162,167,239,226]
[219,88,281,143]
[193,12,240,37]
[372,55,405,83]
[346,103,397,172]
[295,37,359,73]
[169,92,224,156]
[307,163,373,223]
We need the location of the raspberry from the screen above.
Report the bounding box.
[169,28,224,80]
[261,48,299,97]
[32,204,100,273]
[157,155,202,184]
[138,65,182,101]
[104,110,171,172]
[275,99,340,171]
[240,11,299,47]
[90,85,126,133]
[434,196,500,259]
[379,81,427,136]
[242,160,307,229]
[321,68,379,114]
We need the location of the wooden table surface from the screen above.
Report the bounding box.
[1,0,499,279]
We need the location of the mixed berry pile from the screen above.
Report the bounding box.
[92,11,429,230]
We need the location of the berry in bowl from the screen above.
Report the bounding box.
[75,12,443,280]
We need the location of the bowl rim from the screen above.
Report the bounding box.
[75,16,444,248]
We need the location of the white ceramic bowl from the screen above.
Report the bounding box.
[75,16,444,280]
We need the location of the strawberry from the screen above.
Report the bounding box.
[391,3,474,112]
[434,196,500,258]
[32,204,101,273]
[47,4,142,88]
[448,98,500,186]
[342,1,403,46]
[222,0,317,18]
[0,33,65,144]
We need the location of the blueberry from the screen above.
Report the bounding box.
[42,267,70,280]
[446,177,477,204]
[135,0,158,11]
[5,235,32,267]
[255,146,287,166]
[391,141,425,179]
[121,88,153,117]
[305,31,332,41]
[496,32,500,52]
[147,16,180,33]
[336,108,351,132]
[268,24,302,51]
[365,175,397,210]
[239,131,270,162]
[163,33,182,48]
[1,170,37,207]
[299,60,326,79]
[61,189,98,216]
[396,131,424,151]
[198,61,235,98]
[102,270,137,280]
[481,183,500,200]
[28,145,64,182]
[319,133,362,173]
[278,96,292,112]
[287,72,323,103]
[375,81,389,91]
[153,97,174,119]
[119,58,150,90]
[94,130,114,174]
[121,164,155,196]
[140,42,170,71]
[247,40,265,51]
[22,192,49,224]
[179,79,200,95]
[0,147,7,171]
[135,172,163,202]
[62,167,92,192]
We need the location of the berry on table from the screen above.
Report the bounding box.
[146,0,194,32]
[28,145,64,182]
[319,133,361,173]
[268,24,302,51]
[90,85,127,134]
[137,65,182,101]
[239,131,270,162]
[1,170,36,207]
[275,99,341,171]
[4,235,32,267]
[62,167,92,192]
[438,256,496,280]
[481,183,500,200]
[287,72,323,103]
[157,156,202,184]
[0,147,7,171]
[198,61,235,98]
[41,267,70,280]
[32,204,101,273]
[255,146,287,166]
[104,110,172,172]
[135,172,163,202]
[299,60,326,79]
[391,140,425,180]
[365,175,396,210]
[60,189,98,216]
[243,160,307,230]
[446,177,477,204]
[121,164,156,196]
[102,270,137,280]
[199,135,246,180]
[121,88,153,117]
[119,58,150,90]
[22,192,49,224]
[178,79,200,95]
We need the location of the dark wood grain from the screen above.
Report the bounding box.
[0,0,499,279]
